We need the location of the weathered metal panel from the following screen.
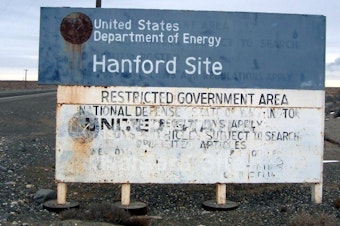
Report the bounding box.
[56,86,324,183]
[44,8,325,184]
[57,86,324,107]
[39,8,325,90]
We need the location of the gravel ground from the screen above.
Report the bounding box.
[0,87,339,226]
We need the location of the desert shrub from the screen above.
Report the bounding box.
[287,211,339,226]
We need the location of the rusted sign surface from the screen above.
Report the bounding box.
[56,86,324,183]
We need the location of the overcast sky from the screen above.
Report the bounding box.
[1,0,340,86]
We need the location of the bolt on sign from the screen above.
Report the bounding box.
[39,8,325,185]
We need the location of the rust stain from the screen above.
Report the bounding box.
[60,12,93,45]
[65,42,82,68]
[58,86,92,104]
[70,140,92,176]
[60,12,93,69]
[67,86,83,104]
[65,108,99,177]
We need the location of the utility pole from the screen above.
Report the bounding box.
[96,0,101,8]
[24,69,28,88]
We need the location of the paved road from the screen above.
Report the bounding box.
[0,90,56,103]
[0,89,56,99]
[0,90,57,138]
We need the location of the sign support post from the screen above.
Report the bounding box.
[43,182,79,211]
[311,183,323,203]
[114,182,148,214]
[57,182,67,205]
[203,184,239,210]
[121,183,131,206]
[96,0,101,8]
[216,183,226,204]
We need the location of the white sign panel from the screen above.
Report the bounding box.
[56,86,324,183]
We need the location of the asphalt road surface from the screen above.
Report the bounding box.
[0,90,57,138]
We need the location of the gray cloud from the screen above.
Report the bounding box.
[327,58,340,72]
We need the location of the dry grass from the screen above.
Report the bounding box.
[287,211,339,226]
[0,81,56,91]
[60,202,161,226]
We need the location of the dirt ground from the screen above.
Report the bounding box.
[0,81,56,91]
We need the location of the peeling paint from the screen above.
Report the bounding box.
[55,86,324,184]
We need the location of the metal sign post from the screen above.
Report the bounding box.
[96,0,101,8]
